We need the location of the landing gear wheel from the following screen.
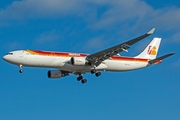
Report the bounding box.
[91,69,96,74]
[19,69,23,73]
[18,64,23,73]
[77,76,83,81]
[95,72,101,77]
[81,79,87,84]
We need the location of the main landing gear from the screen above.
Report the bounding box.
[95,71,101,77]
[91,69,101,77]
[18,64,23,73]
[77,70,101,84]
[77,74,87,84]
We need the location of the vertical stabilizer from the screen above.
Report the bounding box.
[135,38,161,59]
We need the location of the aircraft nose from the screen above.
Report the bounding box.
[2,55,7,61]
[2,54,13,63]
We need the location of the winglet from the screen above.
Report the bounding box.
[147,28,155,35]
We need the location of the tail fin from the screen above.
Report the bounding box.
[135,38,161,59]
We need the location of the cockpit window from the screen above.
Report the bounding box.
[7,53,13,55]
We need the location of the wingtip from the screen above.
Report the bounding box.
[170,52,176,55]
[147,28,155,35]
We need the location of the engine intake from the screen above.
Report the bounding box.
[70,57,87,66]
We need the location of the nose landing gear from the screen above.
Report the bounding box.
[18,64,23,73]
[19,69,23,73]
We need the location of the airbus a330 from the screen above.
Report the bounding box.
[3,28,175,84]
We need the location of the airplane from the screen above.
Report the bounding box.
[2,28,175,84]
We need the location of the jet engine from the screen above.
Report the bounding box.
[47,70,65,78]
[70,57,87,66]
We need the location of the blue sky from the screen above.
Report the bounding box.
[0,0,180,120]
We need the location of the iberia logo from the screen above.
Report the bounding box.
[147,46,157,55]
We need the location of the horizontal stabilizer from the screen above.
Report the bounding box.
[148,52,175,65]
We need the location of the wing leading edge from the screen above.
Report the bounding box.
[86,28,156,67]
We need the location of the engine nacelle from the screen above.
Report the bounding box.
[70,57,87,66]
[47,70,64,79]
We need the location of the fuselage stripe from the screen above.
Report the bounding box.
[25,50,148,63]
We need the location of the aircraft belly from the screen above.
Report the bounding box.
[104,60,148,71]
[59,64,92,73]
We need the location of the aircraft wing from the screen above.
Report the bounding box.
[86,28,155,67]
[148,53,175,65]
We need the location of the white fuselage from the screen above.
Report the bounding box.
[3,50,149,73]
